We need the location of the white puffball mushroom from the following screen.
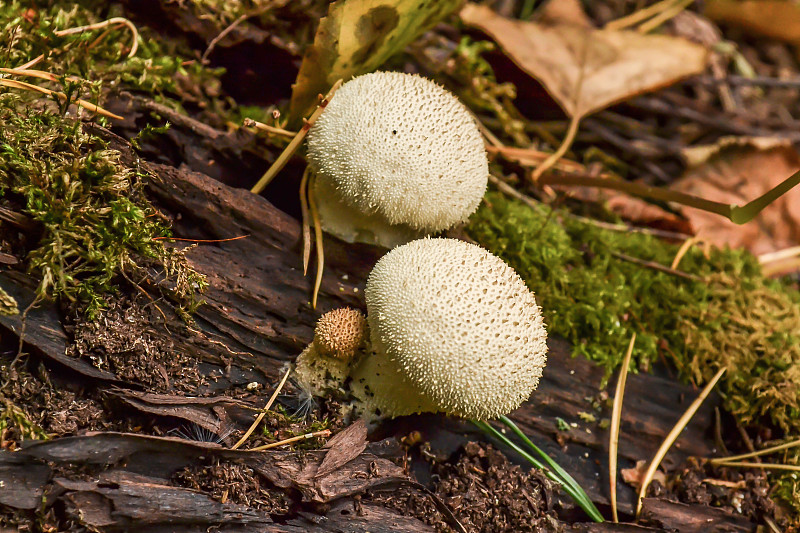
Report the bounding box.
[306,72,488,248]
[350,238,548,421]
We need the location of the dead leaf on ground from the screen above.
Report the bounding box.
[315,418,368,478]
[621,459,666,489]
[671,138,800,255]
[289,0,464,122]
[460,3,709,120]
[705,0,800,45]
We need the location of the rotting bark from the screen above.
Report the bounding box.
[0,128,755,531]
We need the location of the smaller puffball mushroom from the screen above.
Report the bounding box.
[294,238,548,422]
[306,72,489,248]
[294,307,367,395]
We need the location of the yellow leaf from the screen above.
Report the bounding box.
[289,0,464,123]
[460,3,709,119]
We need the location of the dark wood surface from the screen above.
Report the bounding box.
[0,126,753,531]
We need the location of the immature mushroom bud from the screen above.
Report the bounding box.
[306,72,489,248]
[314,307,367,361]
[349,238,548,421]
[294,308,367,395]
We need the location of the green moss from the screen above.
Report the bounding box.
[468,191,800,517]
[0,96,205,317]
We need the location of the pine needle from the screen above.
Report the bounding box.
[610,333,636,523]
[710,437,800,464]
[247,429,331,451]
[231,367,292,450]
[636,367,726,518]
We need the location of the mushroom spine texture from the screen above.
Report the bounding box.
[306,72,488,233]
[363,238,548,420]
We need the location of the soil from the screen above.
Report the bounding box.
[65,295,205,393]
[375,441,562,533]
[173,460,294,515]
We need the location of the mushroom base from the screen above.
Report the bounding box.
[312,173,428,249]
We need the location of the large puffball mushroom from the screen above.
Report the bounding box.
[349,238,548,421]
[306,72,489,248]
[294,307,367,396]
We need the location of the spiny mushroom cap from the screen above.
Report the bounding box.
[314,308,367,361]
[306,72,488,233]
[364,238,547,421]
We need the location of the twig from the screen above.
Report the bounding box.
[612,252,702,281]
[251,79,343,194]
[538,169,800,225]
[610,333,636,523]
[242,117,296,138]
[636,367,726,518]
[54,17,139,58]
[231,367,292,450]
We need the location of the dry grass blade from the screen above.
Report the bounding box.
[605,0,684,30]
[709,437,800,463]
[758,245,800,265]
[638,0,694,33]
[610,333,636,523]
[54,17,139,58]
[0,67,80,83]
[0,78,123,120]
[251,79,343,194]
[308,173,325,310]
[711,461,800,472]
[231,367,292,450]
[248,429,331,451]
[636,367,726,518]
[299,167,312,276]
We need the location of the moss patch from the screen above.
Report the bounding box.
[467,191,800,516]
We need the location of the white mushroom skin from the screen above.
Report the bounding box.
[306,72,488,247]
[357,238,548,421]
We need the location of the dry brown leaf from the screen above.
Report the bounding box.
[460,3,709,119]
[621,459,666,488]
[671,139,800,255]
[289,0,464,122]
[705,0,800,45]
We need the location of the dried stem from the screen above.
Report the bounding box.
[54,17,139,58]
[251,79,343,194]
